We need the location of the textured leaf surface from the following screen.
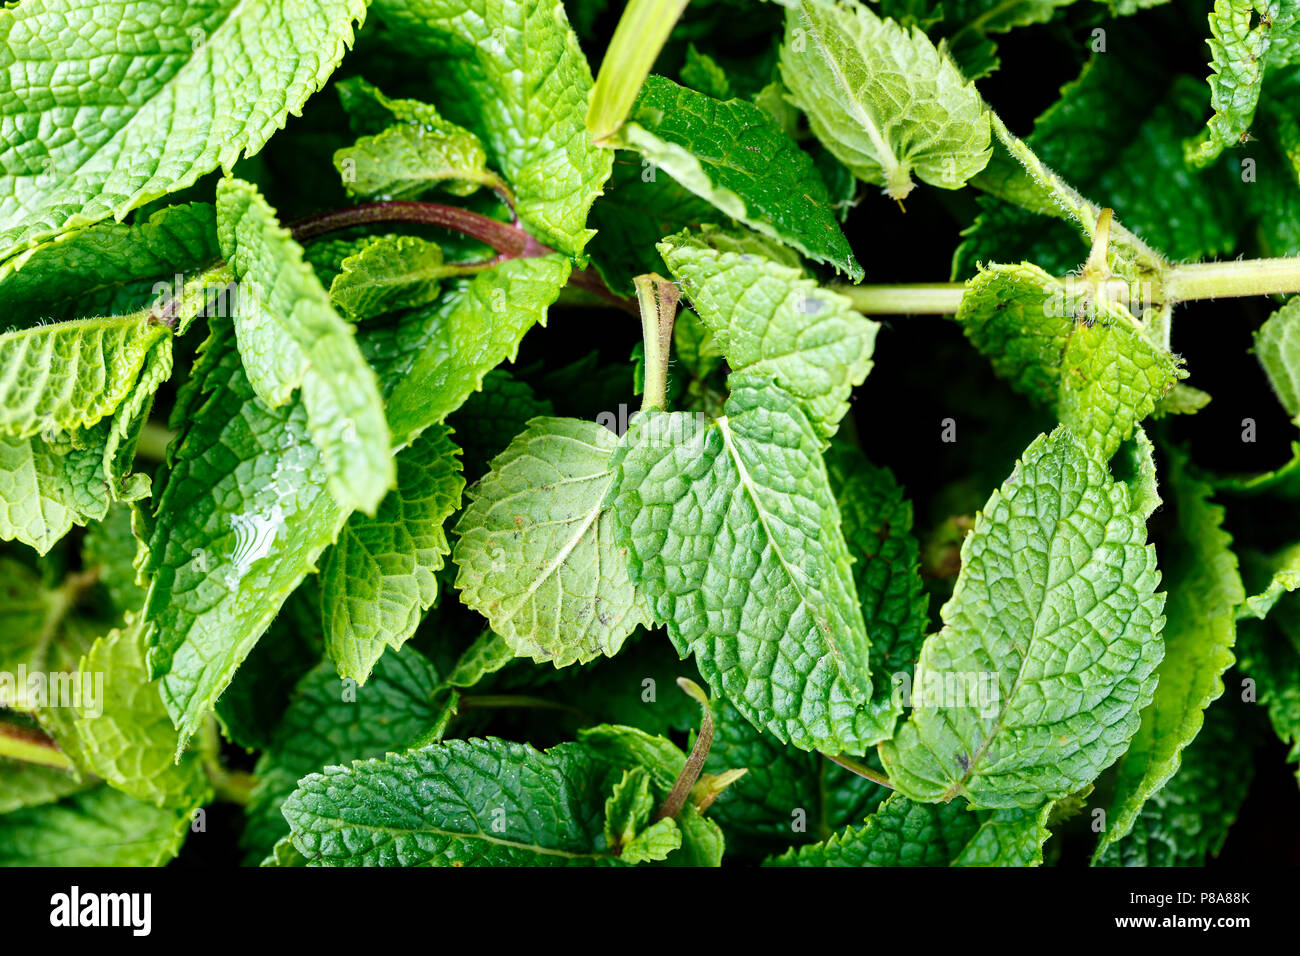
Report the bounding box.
[328,236,450,323]
[617,76,859,279]
[66,621,211,808]
[455,417,650,666]
[957,262,1183,459]
[370,0,611,256]
[780,0,991,199]
[659,229,878,441]
[143,317,349,746]
[378,256,570,447]
[1255,296,1300,422]
[333,79,496,201]
[766,791,1050,866]
[0,785,191,865]
[880,427,1166,808]
[321,426,464,683]
[0,203,218,326]
[0,759,90,815]
[243,648,447,861]
[1095,449,1242,859]
[1188,0,1300,167]
[282,737,626,866]
[612,376,895,754]
[0,0,368,258]
[0,315,169,440]
[217,177,392,513]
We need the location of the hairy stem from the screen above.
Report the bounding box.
[0,720,74,770]
[1164,257,1300,301]
[835,283,966,314]
[634,273,681,411]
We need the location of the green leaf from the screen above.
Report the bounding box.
[620,818,682,863]
[611,375,897,754]
[65,620,211,808]
[379,255,571,447]
[328,236,453,323]
[0,0,368,259]
[615,76,861,279]
[825,438,929,706]
[216,176,393,514]
[1094,447,1243,861]
[1255,295,1300,423]
[1187,0,1300,168]
[780,0,991,199]
[334,112,499,202]
[956,262,1184,459]
[320,425,464,683]
[587,158,724,296]
[142,316,350,746]
[0,759,90,815]
[1097,698,1256,866]
[879,426,1166,808]
[82,505,148,621]
[369,0,612,257]
[604,766,656,848]
[0,314,170,440]
[0,203,219,326]
[454,417,651,666]
[446,369,555,483]
[765,791,1051,867]
[0,785,192,866]
[1239,542,1300,620]
[577,723,726,866]
[659,228,879,441]
[681,44,733,99]
[282,736,628,866]
[242,647,448,862]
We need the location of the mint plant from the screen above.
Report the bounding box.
[3,0,1300,869]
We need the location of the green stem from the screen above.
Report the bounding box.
[835,283,966,314]
[1164,257,1300,301]
[634,273,681,411]
[0,720,74,770]
[823,753,895,790]
[588,0,692,145]
[199,718,254,806]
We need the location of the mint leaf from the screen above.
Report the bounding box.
[282,737,628,866]
[780,0,991,199]
[1094,446,1244,860]
[454,417,651,666]
[369,0,612,257]
[328,236,453,323]
[0,759,89,815]
[880,427,1166,808]
[659,228,879,441]
[142,317,350,746]
[766,791,1051,867]
[1237,606,1300,787]
[957,262,1184,459]
[612,375,897,754]
[217,176,393,514]
[379,255,571,447]
[615,76,861,279]
[1188,0,1300,168]
[320,425,464,683]
[0,315,170,440]
[333,78,500,201]
[0,0,367,258]
[1255,295,1300,422]
[64,620,211,809]
[242,647,448,862]
[0,786,192,866]
[0,203,218,326]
